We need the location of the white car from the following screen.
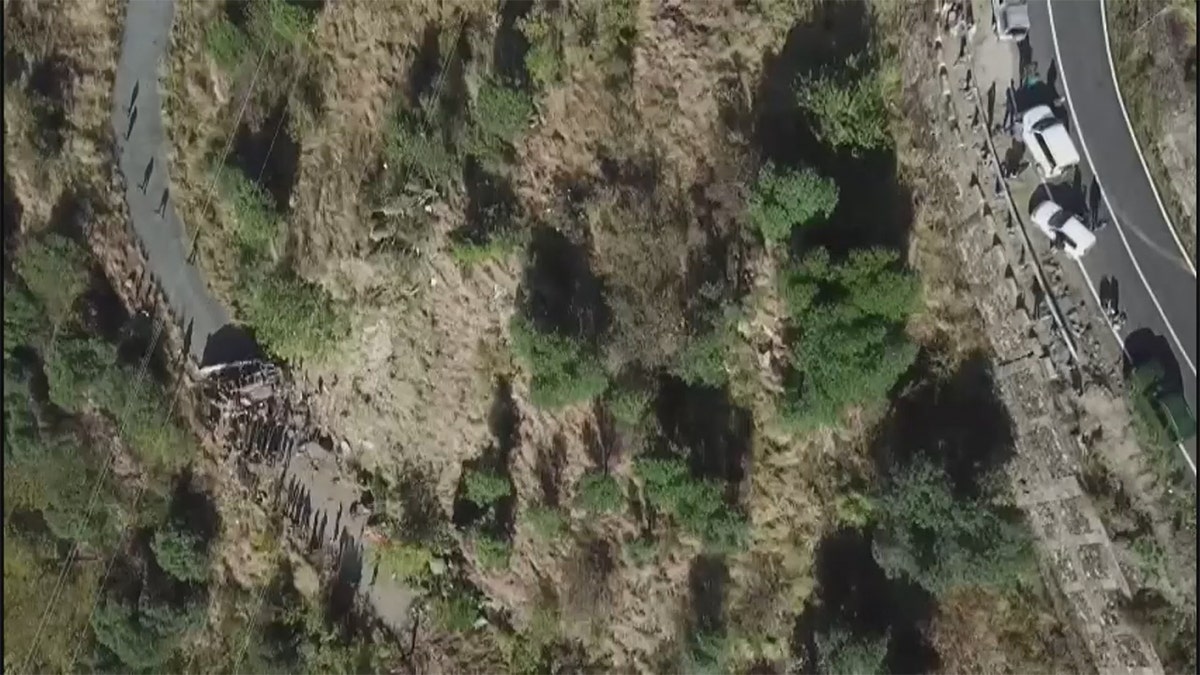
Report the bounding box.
[1030,200,1096,260]
[993,0,1030,41]
[1022,105,1080,179]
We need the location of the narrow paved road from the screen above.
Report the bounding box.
[112,0,231,365]
[112,0,415,633]
[1022,0,1197,470]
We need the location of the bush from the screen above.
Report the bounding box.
[779,246,919,428]
[671,327,730,388]
[236,267,347,364]
[463,468,512,508]
[626,536,659,566]
[518,8,564,90]
[151,525,211,583]
[871,455,1035,595]
[206,17,249,69]
[373,540,434,584]
[4,281,48,354]
[635,457,747,552]
[473,532,512,571]
[797,56,892,155]
[574,472,624,514]
[749,162,839,244]
[386,112,460,192]
[449,229,524,266]
[467,79,534,169]
[525,504,567,541]
[248,0,316,50]
[217,168,278,265]
[606,382,653,428]
[15,233,90,329]
[432,590,479,632]
[813,624,889,675]
[509,316,608,408]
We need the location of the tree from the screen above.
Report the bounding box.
[748,162,839,243]
[779,246,919,428]
[871,455,1035,595]
[151,524,212,583]
[509,316,607,408]
[797,56,892,155]
[814,624,889,675]
[15,233,90,332]
[634,457,746,552]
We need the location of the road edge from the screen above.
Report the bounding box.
[1098,0,1197,275]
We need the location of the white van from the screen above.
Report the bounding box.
[1022,105,1080,179]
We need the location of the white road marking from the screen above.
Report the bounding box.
[1075,261,1197,475]
[1047,0,1197,378]
[1098,0,1196,275]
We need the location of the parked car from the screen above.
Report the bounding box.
[1022,105,1080,179]
[1030,200,1096,259]
[993,0,1030,41]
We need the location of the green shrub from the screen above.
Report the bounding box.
[574,472,624,514]
[525,504,567,541]
[626,536,659,566]
[373,540,434,584]
[634,457,747,552]
[606,382,653,428]
[797,56,892,155]
[386,112,460,192]
[463,468,512,508]
[871,455,1035,595]
[248,0,316,49]
[518,8,564,90]
[449,230,524,266]
[814,624,889,675]
[206,17,249,69]
[671,328,730,388]
[509,316,608,408]
[779,246,919,428]
[151,525,211,583]
[3,281,48,354]
[15,233,90,329]
[595,0,638,85]
[217,168,278,266]
[467,79,534,168]
[749,162,839,243]
[432,591,479,632]
[236,267,347,364]
[473,532,512,571]
[684,631,731,675]
[44,335,118,412]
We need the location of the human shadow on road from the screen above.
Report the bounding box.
[201,323,264,367]
[1123,328,1184,395]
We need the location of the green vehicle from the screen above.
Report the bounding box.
[1131,362,1198,444]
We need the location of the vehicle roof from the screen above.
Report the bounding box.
[1031,200,1062,224]
[1000,4,1031,29]
[1058,218,1096,252]
[1022,105,1055,127]
[1037,123,1081,167]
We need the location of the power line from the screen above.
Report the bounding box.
[18,317,164,674]
[19,18,281,673]
[64,360,189,672]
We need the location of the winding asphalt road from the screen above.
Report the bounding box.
[1022,0,1197,470]
[113,0,230,365]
